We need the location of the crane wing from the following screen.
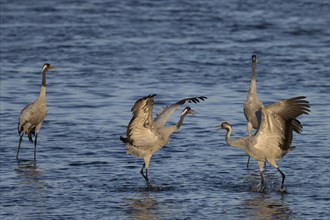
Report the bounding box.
[18,101,47,134]
[254,96,310,151]
[124,94,159,148]
[264,96,310,121]
[154,96,207,129]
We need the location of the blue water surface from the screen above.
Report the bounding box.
[1,0,329,219]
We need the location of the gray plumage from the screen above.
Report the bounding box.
[244,55,264,135]
[243,55,264,167]
[17,63,55,160]
[220,96,310,191]
[120,94,207,185]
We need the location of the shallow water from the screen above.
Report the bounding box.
[1,0,329,219]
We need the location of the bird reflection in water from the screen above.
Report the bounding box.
[16,160,44,187]
[243,194,292,219]
[126,194,157,220]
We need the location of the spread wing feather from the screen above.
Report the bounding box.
[124,94,159,148]
[255,96,310,151]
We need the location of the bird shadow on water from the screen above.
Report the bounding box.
[242,193,293,219]
[142,182,177,193]
[125,193,158,220]
[212,171,291,195]
[15,159,45,187]
[114,181,177,193]
[246,172,291,194]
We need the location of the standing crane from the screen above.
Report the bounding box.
[120,94,207,186]
[219,96,310,191]
[17,63,55,161]
[243,54,264,167]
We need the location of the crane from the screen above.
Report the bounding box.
[243,54,264,167]
[17,63,55,161]
[219,96,310,191]
[121,94,207,186]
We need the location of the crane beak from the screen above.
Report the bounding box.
[189,109,196,116]
[49,65,56,70]
[216,122,227,130]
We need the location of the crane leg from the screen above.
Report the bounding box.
[140,163,148,181]
[145,168,149,180]
[140,163,152,187]
[257,161,265,192]
[277,167,286,190]
[246,124,253,168]
[246,156,250,168]
[249,159,267,170]
[259,170,265,192]
[16,133,24,159]
[145,168,151,188]
[34,133,38,161]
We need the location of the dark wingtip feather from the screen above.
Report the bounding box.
[187,96,207,103]
[131,94,156,112]
[178,96,207,105]
[144,94,156,100]
[28,135,33,143]
[120,136,128,143]
[292,119,303,134]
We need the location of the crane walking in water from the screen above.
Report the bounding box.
[121,94,207,186]
[17,63,55,161]
[219,96,310,191]
[243,54,264,167]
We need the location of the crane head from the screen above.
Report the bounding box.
[252,55,257,63]
[218,122,232,130]
[42,63,55,72]
[181,107,196,116]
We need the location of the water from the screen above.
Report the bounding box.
[1,0,329,219]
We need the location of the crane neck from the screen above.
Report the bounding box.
[225,127,232,145]
[160,113,188,140]
[39,68,48,100]
[41,67,48,87]
[224,127,245,150]
[252,61,256,80]
[176,113,188,129]
[248,62,257,94]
